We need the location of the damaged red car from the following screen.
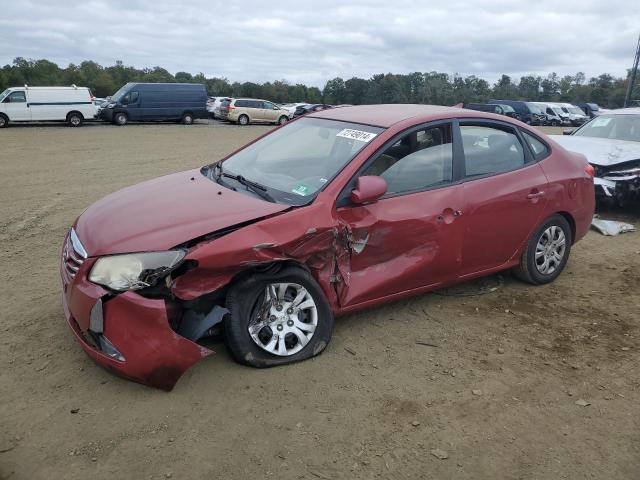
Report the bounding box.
[61,105,595,390]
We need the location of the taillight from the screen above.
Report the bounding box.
[585,164,595,177]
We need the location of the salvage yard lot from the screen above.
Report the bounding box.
[1,122,638,479]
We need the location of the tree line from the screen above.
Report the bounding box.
[0,57,633,108]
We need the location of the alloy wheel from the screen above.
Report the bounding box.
[534,226,566,275]
[247,282,318,356]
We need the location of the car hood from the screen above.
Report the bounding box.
[75,169,290,256]
[550,135,640,167]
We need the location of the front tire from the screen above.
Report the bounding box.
[113,112,128,126]
[278,115,288,125]
[181,113,194,125]
[238,114,249,126]
[514,214,572,285]
[0,114,8,128]
[225,265,334,367]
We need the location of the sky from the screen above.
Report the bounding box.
[0,0,637,86]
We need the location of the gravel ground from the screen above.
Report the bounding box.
[0,120,638,480]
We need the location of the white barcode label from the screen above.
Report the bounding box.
[336,129,377,142]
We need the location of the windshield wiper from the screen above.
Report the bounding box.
[214,163,275,203]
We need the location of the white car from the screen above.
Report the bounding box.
[207,96,231,119]
[280,102,309,119]
[552,108,640,205]
[555,102,589,127]
[0,85,97,127]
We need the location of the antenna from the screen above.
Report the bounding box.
[624,32,640,108]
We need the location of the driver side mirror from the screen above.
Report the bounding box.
[351,176,387,205]
[563,128,573,135]
[121,95,129,105]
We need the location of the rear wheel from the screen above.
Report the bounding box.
[0,114,8,128]
[113,112,128,126]
[225,265,334,367]
[181,112,194,125]
[278,115,288,125]
[238,114,249,126]
[67,112,84,127]
[514,214,572,285]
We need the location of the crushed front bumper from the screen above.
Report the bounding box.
[61,241,214,390]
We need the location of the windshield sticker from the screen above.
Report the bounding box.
[336,129,378,142]
[591,117,612,127]
[319,178,328,184]
[292,183,310,196]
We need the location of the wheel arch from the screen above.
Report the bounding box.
[555,211,576,244]
[66,110,84,119]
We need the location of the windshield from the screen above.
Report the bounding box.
[110,83,133,102]
[0,89,10,102]
[573,114,640,142]
[568,107,585,115]
[205,117,384,205]
[527,103,543,114]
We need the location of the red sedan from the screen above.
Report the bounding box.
[61,105,595,390]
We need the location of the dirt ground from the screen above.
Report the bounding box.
[0,120,638,480]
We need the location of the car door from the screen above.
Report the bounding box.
[2,91,31,121]
[335,121,464,307]
[457,121,549,277]
[262,101,280,122]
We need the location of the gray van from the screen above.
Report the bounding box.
[99,83,207,125]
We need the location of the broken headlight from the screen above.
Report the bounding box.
[89,250,186,292]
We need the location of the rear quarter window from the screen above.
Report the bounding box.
[521,131,550,161]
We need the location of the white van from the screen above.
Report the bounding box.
[0,85,97,128]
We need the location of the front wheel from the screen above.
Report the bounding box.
[225,265,334,367]
[0,114,8,128]
[181,113,194,125]
[277,115,288,125]
[513,214,572,285]
[113,112,128,126]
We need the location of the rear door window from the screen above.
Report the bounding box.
[460,125,525,177]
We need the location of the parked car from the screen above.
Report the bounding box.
[99,83,207,125]
[293,104,333,117]
[0,85,96,128]
[280,103,309,119]
[556,103,588,126]
[207,96,231,119]
[531,102,570,126]
[60,104,594,390]
[490,99,545,125]
[217,98,290,125]
[463,103,519,119]
[577,103,600,118]
[552,108,640,205]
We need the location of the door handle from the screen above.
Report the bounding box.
[527,191,545,199]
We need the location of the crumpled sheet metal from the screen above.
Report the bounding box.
[590,215,635,236]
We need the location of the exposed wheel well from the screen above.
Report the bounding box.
[66,110,83,119]
[556,211,576,244]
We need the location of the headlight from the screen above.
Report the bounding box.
[89,250,186,291]
[107,103,116,109]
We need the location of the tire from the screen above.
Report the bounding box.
[238,114,249,126]
[181,113,194,125]
[225,265,334,367]
[277,115,288,125]
[113,112,128,126]
[513,214,572,285]
[0,114,8,128]
[67,112,84,127]
[551,120,558,127]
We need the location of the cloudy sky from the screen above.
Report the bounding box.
[0,0,637,86]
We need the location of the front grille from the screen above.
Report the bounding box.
[62,229,87,283]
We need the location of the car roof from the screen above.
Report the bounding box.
[308,104,467,128]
